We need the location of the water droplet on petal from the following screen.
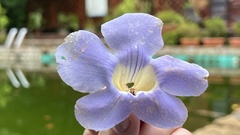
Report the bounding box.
[100,86,107,90]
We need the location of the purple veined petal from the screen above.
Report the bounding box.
[151,55,209,96]
[101,13,164,56]
[74,86,133,131]
[113,46,152,89]
[133,89,188,128]
[56,30,117,93]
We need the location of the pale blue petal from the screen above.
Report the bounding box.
[116,46,151,84]
[56,30,117,93]
[117,45,150,65]
[133,90,187,128]
[151,55,209,96]
[74,86,132,131]
[101,13,164,56]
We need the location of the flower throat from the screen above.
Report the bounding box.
[112,64,158,95]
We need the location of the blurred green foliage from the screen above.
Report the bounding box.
[155,10,185,45]
[1,0,27,29]
[0,4,9,30]
[84,19,97,33]
[162,30,180,45]
[0,71,12,109]
[0,4,9,43]
[203,17,227,37]
[28,10,44,32]
[155,10,185,24]
[104,0,152,22]
[232,21,240,36]
[58,12,79,31]
[0,82,12,109]
[178,22,201,38]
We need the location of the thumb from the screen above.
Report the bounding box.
[99,114,140,135]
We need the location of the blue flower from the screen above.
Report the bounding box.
[55,13,209,131]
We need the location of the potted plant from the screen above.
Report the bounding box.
[228,21,240,47]
[202,17,227,47]
[162,29,180,45]
[178,22,201,46]
[155,10,185,33]
[155,10,184,45]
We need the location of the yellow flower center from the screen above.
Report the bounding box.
[112,64,158,95]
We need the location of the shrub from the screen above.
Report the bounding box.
[178,23,201,38]
[232,21,240,36]
[155,10,185,24]
[203,17,227,37]
[163,29,180,45]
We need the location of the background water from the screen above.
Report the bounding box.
[0,71,85,135]
[0,69,240,135]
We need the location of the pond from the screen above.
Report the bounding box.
[0,66,240,135]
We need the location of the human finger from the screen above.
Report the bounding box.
[171,128,192,135]
[83,129,98,135]
[98,113,140,135]
[139,122,176,135]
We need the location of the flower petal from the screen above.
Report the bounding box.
[56,30,117,93]
[151,55,209,96]
[133,90,187,128]
[74,86,132,131]
[101,13,164,56]
[113,46,152,87]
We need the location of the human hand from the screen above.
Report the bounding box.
[83,114,192,135]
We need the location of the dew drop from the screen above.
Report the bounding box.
[100,86,107,90]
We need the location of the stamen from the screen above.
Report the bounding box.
[130,88,136,96]
[126,82,136,96]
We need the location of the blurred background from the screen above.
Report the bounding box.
[0,0,240,134]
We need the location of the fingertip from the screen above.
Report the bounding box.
[97,114,140,135]
[83,129,98,135]
[140,122,176,135]
[171,128,192,135]
[113,113,140,135]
